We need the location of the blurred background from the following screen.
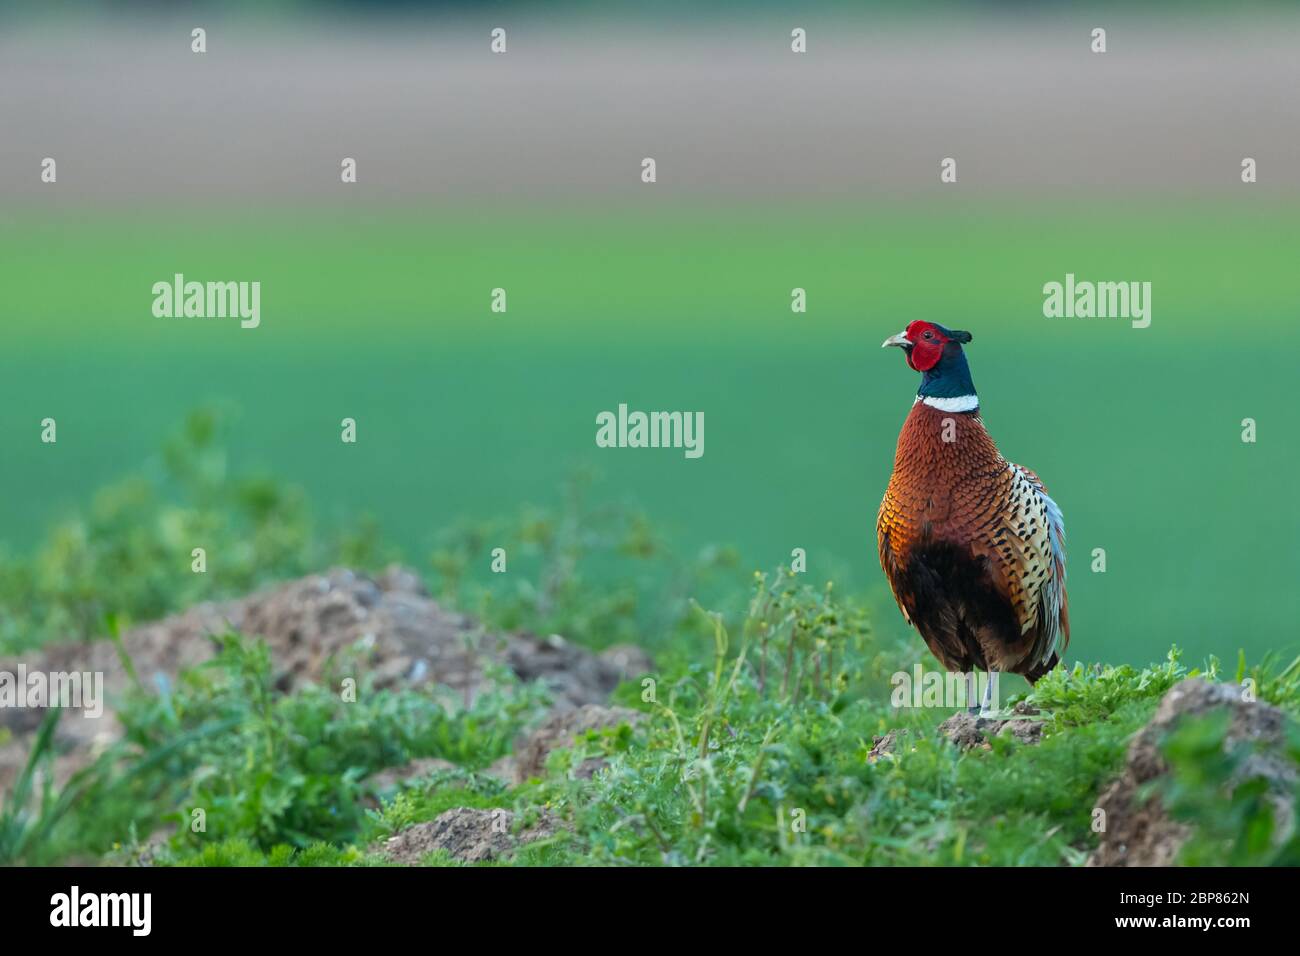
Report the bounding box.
[1,1,1297,668]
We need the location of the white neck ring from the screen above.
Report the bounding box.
[916,394,979,413]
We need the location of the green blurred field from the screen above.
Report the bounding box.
[1,198,1296,666]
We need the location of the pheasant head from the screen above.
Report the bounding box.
[882,321,978,411]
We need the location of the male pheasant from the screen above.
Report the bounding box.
[877,321,1069,711]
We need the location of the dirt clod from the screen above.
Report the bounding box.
[0,566,648,793]
[377,807,561,864]
[936,702,1044,751]
[1089,678,1295,867]
[868,729,911,762]
[510,704,643,783]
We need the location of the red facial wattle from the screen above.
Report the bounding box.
[905,321,948,372]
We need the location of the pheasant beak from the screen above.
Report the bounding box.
[881,331,911,349]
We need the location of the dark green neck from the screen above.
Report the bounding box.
[918,344,977,400]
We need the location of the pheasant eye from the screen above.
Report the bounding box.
[923,331,934,340]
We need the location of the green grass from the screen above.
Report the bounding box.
[2,427,1298,867]
[13,577,1296,869]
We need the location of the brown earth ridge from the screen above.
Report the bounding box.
[0,566,652,798]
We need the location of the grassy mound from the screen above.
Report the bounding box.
[2,415,1298,866]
